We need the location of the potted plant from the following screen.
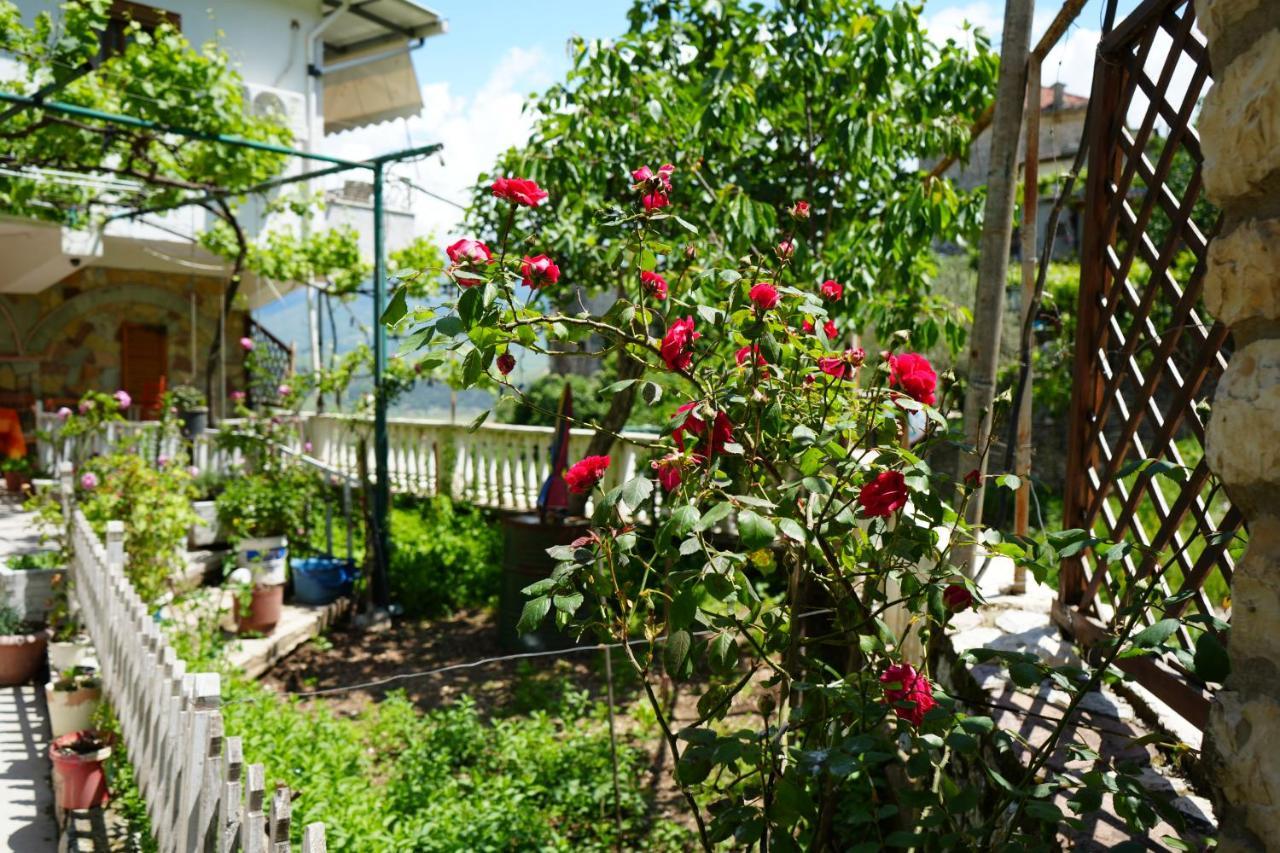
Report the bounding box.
[1,454,33,492]
[216,467,314,634]
[46,571,92,672]
[49,729,112,810]
[1,550,63,625]
[167,384,209,440]
[0,603,51,686]
[188,470,227,549]
[45,668,102,739]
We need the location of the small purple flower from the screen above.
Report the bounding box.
[80,472,98,490]
[239,337,255,351]
[303,441,313,453]
[158,455,169,467]
[78,400,93,415]
[114,389,132,410]
[186,465,200,478]
[56,407,72,421]
[277,384,292,397]
[230,391,246,403]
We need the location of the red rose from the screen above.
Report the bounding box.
[943,583,973,612]
[880,663,936,728]
[651,454,683,492]
[818,356,849,379]
[640,270,668,301]
[819,279,843,302]
[496,353,516,376]
[801,318,815,334]
[963,468,981,489]
[633,162,674,210]
[446,238,492,266]
[672,402,733,463]
[736,344,766,366]
[848,347,866,367]
[889,352,938,406]
[823,319,838,340]
[749,283,780,311]
[521,254,561,288]
[790,200,810,220]
[644,190,670,210]
[491,176,548,207]
[661,317,699,371]
[858,470,908,518]
[564,455,611,494]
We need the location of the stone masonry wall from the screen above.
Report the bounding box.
[1195,0,1280,847]
[0,267,247,407]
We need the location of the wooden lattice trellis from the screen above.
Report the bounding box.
[1055,0,1243,729]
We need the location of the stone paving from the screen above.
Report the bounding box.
[948,556,1216,848]
[0,686,58,853]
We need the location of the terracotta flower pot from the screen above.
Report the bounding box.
[46,680,102,739]
[0,627,51,686]
[235,583,284,635]
[50,730,112,810]
[3,470,27,492]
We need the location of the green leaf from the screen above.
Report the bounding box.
[667,505,701,539]
[1193,631,1230,682]
[621,476,654,512]
[777,517,806,543]
[517,596,551,633]
[708,632,737,673]
[1009,661,1042,688]
[602,379,639,394]
[1131,618,1180,649]
[467,409,490,433]
[553,592,584,615]
[738,509,776,550]
[664,628,692,673]
[380,286,408,326]
[695,502,733,532]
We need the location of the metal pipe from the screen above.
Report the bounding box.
[0,91,366,167]
[312,40,424,77]
[371,160,391,608]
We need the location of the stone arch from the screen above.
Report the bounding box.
[24,283,191,355]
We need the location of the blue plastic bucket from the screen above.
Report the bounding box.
[291,557,356,606]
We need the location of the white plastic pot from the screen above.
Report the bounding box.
[45,681,102,739]
[48,636,93,674]
[236,536,288,586]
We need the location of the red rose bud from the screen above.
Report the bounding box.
[749,282,780,311]
[888,352,938,406]
[848,347,866,367]
[496,353,516,376]
[790,200,810,220]
[491,176,548,207]
[803,374,815,386]
[776,239,796,260]
[858,470,909,518]
[818,356,849,380]
[564,455,611,494]
[651,454,683,492]
[880,663,936,728]
[819,279,843,302]
[446,238,493,266]
[943,583,974,612]
[735,344,766,366]
[640,270,668,301]
[521,254,561,288]
[661,318,699,371]
[802,318,815,334]
[823,318,838,340]
[963,468,981,489]
[671,403,733,464]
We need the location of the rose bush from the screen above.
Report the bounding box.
[387,169,1199,849]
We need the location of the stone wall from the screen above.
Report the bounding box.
[1196,0,1280,847]
[0,267,247,407]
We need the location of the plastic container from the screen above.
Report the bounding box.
[291,557,356,606]
[237,536,288,586]
[50,731,112,810]
[234,583,285,635]
[46,680,102,739]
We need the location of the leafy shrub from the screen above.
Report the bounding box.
[5,550,61,571]
[215,466,318,543]
[389,496,503,617]
[80,453,198,603]
[218,675,690,851]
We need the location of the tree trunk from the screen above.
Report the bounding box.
[567,351,645,517]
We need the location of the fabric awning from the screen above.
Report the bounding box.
[322,40,424,135]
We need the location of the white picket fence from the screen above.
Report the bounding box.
[65,470,325,852]
[35,410,246,476]
[304,414,659,511]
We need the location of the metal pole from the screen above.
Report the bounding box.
[371,161,391,608]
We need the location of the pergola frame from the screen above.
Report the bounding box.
[0,87,439,608]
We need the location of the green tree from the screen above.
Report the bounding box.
[462,0,996,475]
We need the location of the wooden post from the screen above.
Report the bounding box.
[957,0,1036,575]
[1011,56,1041,594]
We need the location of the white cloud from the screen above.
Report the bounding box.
[319,46,554,240]
[923,1,1003,51]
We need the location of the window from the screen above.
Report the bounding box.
[98,1,180,60]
